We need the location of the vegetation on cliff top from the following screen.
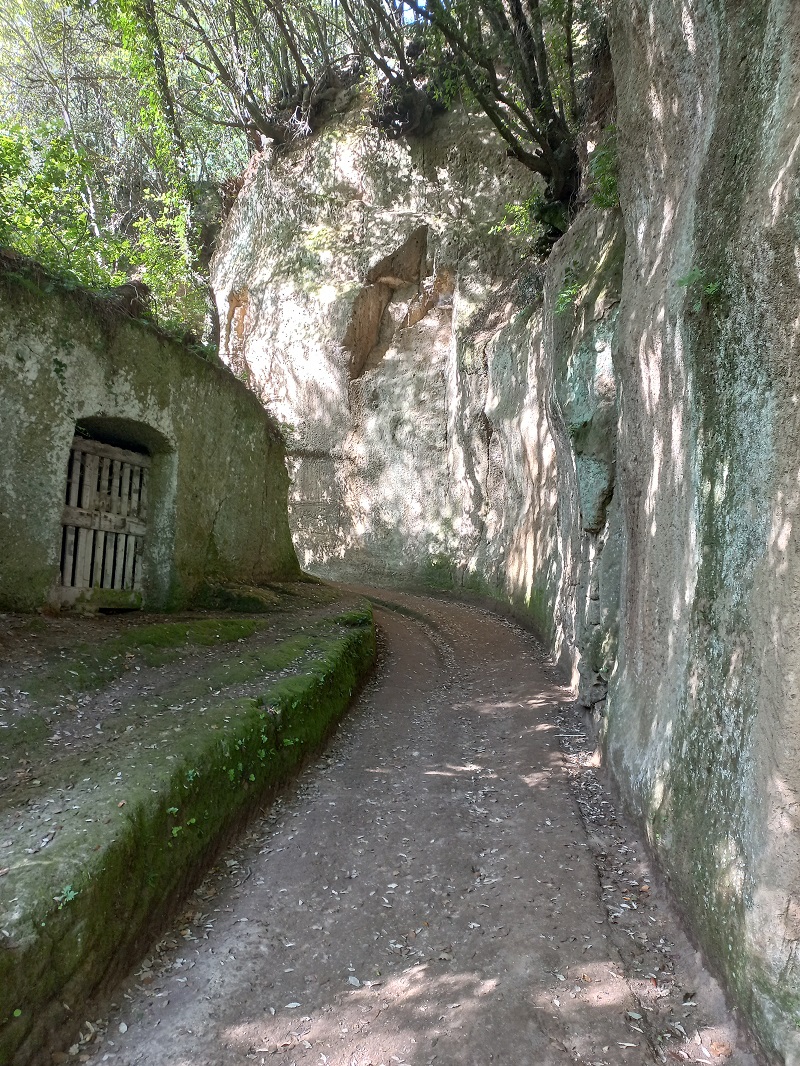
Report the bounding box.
[0,0,609,329]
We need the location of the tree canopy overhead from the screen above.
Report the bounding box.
[0,0,606,333]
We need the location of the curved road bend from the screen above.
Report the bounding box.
[99,591,755,1066]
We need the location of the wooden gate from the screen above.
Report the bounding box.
[59,437,150,607]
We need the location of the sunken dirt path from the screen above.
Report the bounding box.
[94,592,758,1066]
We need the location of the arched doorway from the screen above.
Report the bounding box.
[59,436,150,607]
[57,418,174,609]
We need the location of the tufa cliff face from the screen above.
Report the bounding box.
[212,1,800,1055]
[609,1,800,1059]
[212,106,623,711]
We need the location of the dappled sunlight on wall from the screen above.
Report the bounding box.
[212,93,627,719]
[212,100,563,599]
[610,0,800,1056]
[608,0,711,798]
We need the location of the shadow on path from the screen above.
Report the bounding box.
[84,591,758,1066]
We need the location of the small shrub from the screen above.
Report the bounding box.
[54,885,78,909]
[555,267,581,314]
[588,127,619,210]
[677,266,723,312]
[492,192,545,239]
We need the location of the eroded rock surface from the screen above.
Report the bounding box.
[211,107,623,702]
[212,5,800,1055]
[608,2,800,1059]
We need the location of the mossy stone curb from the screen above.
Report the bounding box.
[0,607,375,1065]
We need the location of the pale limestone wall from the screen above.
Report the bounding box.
[212,106,538,588]
[213,31,800,1053]
[609,1,800,1057]
[0,267,299,611]
[542,212,625,706]
[212,108,624,694]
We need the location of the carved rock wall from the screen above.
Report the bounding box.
[0,266,299,610]
[609,1,800,1057]
[212,108,624,693]
[214,24,800,1048]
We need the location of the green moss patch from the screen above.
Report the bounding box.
[0,606,375,1065]
[2,633,322,808]
[24,618,263,703]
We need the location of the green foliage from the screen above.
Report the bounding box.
[677,266,723,312]
[492,192,545,239]
[677,266,705,288]
[54,885,78,909]
[98,0,181,179]
[0,124,128,288]
[493,187,575,252]
[555,267,581,314]
[426,56,465,110]
[0,0,223,333]
[411,21,466,111]
[0,120,207,329]
[588,127,619,209]
[134,189,207,327]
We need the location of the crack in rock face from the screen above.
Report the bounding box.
[345,226,431,380]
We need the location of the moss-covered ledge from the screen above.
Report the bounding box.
[0,606,376,1066]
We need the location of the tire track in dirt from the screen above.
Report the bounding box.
[77,592,757,1066]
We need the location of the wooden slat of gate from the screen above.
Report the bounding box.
[138,467,149,521]
[110,460,122,515]
[94,530,107,587]
[103,531,116,588]
[61,526,77,586]
[120,463,131,517]
[61,506,146,537]
[62,448,80,583]
[76,438,152,468]
[132,538,143,589]
[123,535,137,588]
[73,527,86,587]
[76,528,93,588]
[129,465,138,515]
[81,453,99,512]
[66,449,81,506]
[90,529,99,588]
[129,467,140,517]
[98,456,112,511]
[112,532,127,588]
[76,451,87,509]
